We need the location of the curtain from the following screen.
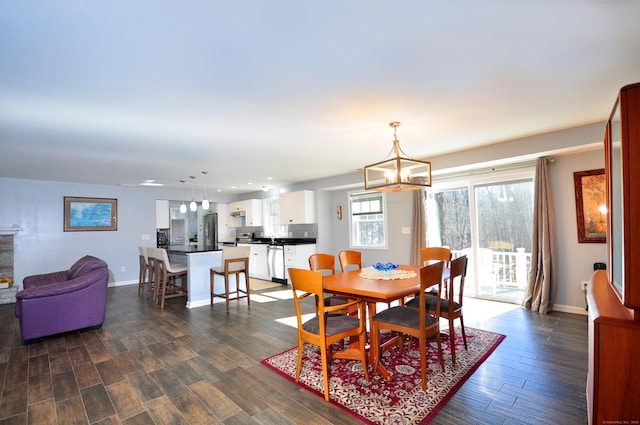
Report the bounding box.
[523,157,556,313]
[410,189,426,265]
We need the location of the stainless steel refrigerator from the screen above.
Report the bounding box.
[203,213,219,251]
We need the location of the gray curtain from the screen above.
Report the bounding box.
[410,189,426,265]
[523,157,556,313]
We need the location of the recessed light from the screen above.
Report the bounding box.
[140,180,163,187]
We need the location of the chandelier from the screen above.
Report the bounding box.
[364,121,432,192]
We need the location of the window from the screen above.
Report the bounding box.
[349,191,386,248]
[262,197,287,237]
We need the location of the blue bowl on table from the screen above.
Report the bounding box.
[372,262,398,272]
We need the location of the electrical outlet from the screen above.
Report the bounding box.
[581,281,588,292]
[121,266,126,272]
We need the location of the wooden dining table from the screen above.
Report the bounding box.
[323,263,447,380]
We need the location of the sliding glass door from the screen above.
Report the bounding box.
[426,168,535,303]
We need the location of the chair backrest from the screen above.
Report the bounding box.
[289,268,324,329]
[156,248,184,273]
[221,246,250,272]
[138,246,148,264]
[420,247,452,266]
[308,253,335,276]
[447,255,468,306]
[339,250,362,272]
[418,260,445,318]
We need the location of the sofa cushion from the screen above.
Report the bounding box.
[67,255,108,280]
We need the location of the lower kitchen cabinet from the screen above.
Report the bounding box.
[250,244,269,280]
[284,244,316,278]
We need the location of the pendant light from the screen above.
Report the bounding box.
[179,180,187,213]
[201,171,210,210]
[189,176,197,212]
[364,121,432,192]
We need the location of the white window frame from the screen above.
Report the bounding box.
[348,190,388,249]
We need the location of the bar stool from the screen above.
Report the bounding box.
[155,248,188,309]
[138,246,151,297]
[210,246,250,312]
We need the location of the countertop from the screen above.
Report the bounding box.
[166,245,221,254]
[249,237,316,246]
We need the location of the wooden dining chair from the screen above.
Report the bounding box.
[420,247,452,266]
[210,246,250,312]
[415,255,468,366]
[338,250,362,272]
[370,261,445,390]
[155,248,188,309]
[309,253,350,310]
[288,268,369,401]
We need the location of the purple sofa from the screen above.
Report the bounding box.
[14,255,109,342]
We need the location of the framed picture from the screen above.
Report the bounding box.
[64,197,118,232]
[573,169,606,243]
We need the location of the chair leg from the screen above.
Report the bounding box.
[419,333,427,391]
[435,331,445,372]
[319,341,331,401]
[244,272,250,306]
[224,275,230,312]
[460,316,468,350]
[295,339,304,383]
[210,269,214,305]
[449,318,456,365]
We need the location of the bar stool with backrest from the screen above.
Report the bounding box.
[210,246,250,312]
[408,255,469,366]
[288,267,369,401]
[370,261,445,390]
[138,246,150,296]
[146,247,158,300]
[155,248,188,309]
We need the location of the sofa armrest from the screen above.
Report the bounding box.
[23,271,68,289]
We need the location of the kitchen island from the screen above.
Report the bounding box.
[167,245,246,309]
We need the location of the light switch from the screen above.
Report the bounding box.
[401,227,410,234]
[141,234,150,240]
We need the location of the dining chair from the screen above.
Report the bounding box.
[413,255,468,366]
[420,247,452,266]
[370,261,445,390]
[155,248,188,309]
[338,250,362,272]
[288,267,369,401]
[210,246,250,312]
[308,253,350,309]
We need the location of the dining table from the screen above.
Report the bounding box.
[322,263,448,381]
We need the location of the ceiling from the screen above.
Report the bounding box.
[1,2,639,195]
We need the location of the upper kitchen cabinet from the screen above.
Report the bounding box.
[280,190,316,224]
[227,199,263,227]
[155,200,170,229]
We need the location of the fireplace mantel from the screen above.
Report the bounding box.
[0,226,21,236]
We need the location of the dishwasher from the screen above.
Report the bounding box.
[267,244,286,284]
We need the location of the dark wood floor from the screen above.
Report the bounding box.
[0,283,588,425]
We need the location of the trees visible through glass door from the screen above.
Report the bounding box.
[426,177,534,303]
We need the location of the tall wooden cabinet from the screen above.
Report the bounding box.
[586,82,640,424]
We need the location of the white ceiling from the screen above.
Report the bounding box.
[1,1,639,194]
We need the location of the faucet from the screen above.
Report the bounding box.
[270,235,275,244]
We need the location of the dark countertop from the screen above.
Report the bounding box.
[166,245,221,254]
[250,237,316,246]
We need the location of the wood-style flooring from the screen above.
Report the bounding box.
[0,282,589,424]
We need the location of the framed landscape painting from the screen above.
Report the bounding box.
[64,197,118,231]
[573,169,606,243]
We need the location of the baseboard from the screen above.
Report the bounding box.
[108,280,137,287]
[551,303,588,316]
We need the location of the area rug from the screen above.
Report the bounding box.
[261,327,505,424]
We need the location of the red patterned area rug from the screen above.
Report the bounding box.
[261,327,505,425]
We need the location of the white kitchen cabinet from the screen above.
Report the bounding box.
[243,199,263,226]
[250,244,269,280]
[284,244,316,278]
[279,190,315,224]
[226,199,263,227]
[155,200,170,229]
